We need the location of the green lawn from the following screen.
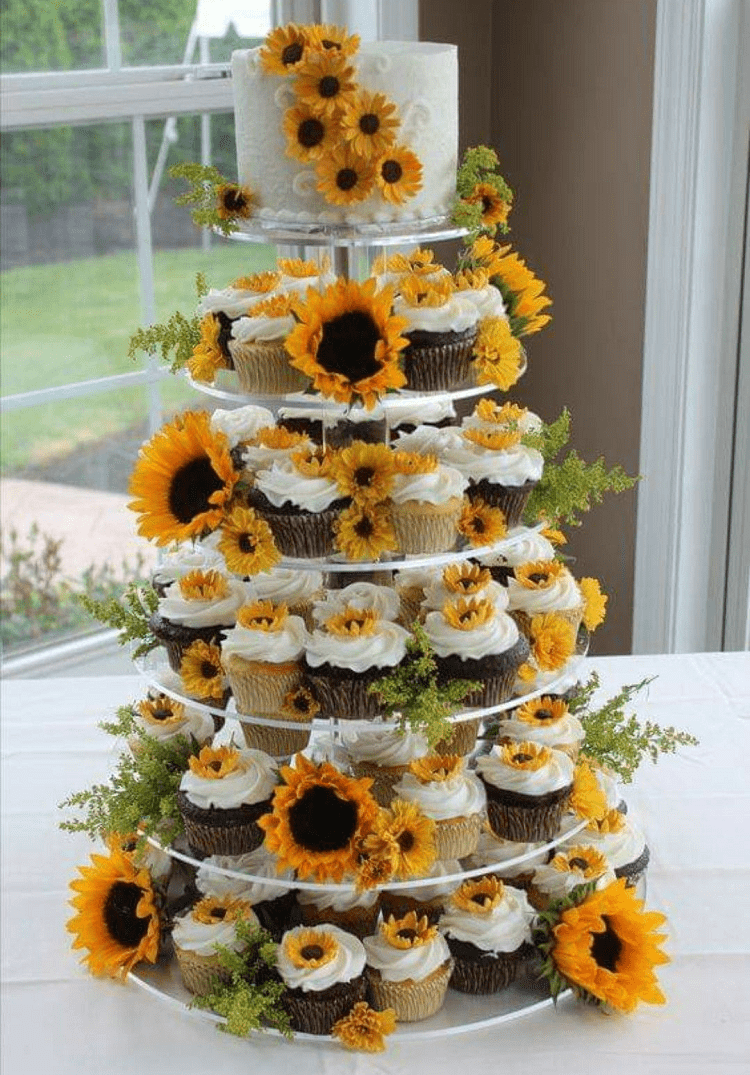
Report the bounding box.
[1,242,276,471]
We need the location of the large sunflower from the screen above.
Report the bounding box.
[67,847,160,979]
[542,878,669,1012]
[217,504,281,576]
[340,90,400,158]
[331,441,395,504]
[128,411,238,546]
[333,501,396,561]
[257,754,380,882]
[285,277,408,409]
[316,144,377,206]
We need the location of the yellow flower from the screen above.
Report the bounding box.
[333,501,396,561]
[285,277,408,409]
[255,425,308,450]
[451,875,505,914]
[316,143,376,206]
[257,755,380,881]
[569,759,608,822]
[305,23,360,57]
[380,910,437,949]
[136,693,185,728]
[586,809,627,836]
[291,446,334,478]
[529,612,577,671]
[457,497,508,547]
[474,399,528,427]
[324,605,379,638]
[188,313,228,385]
[369,799,436,879]
[549,878,669,1012]
[217,504,281,576]
[487,246,553,337]
[579,577,608,631]
[284,927,339,969]
[231,270,281,293]
[293,49,358,117]
[391,450,438,475]
[472,316,526,391]
[442,596,494,631]
[331,1001,396,1053]
[513,559,566,591]
[462,426,522,451]
[517,661,537,683]
[375,145,423,204]
[177,569,230,602]
[280,685,320,721]
[128,411,238,546]
[259,23,313,75]
[541,524,567,546]
[277,256,329,277]
[354,830,398,891]
[409,754,463,783]
[216,183,254,221]
[246,293,295,318]
[514,696,570,726]
[282,102,332,163]
[67,848,160,978]
[550,846,610,881]
[236,599,288,632]
[442,562,492,596]
[399,273,454,308]
[498,741,552,771]
[331,441,395,504]
[189,744,241,780]
[340,90,400,158]
[180,639,225,702]
[467,182,511,230]
[190,895,255,925]
[454,267,490,291]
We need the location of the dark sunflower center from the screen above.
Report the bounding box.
[281,42,303,66]
[316,310,382,383]
[457,578,474,590]
[293,695,311,713]
[535,708,554,720]
[152,707,173,721]
[359,112,380,135]
[354,466,376,487]
[298,117,325,148]
[354,515,375,538]
[321,39,339,50]
[513,752,533,764]
[397,928,416,942]
[122,839,137,852]
[528,572,549,585]
[481,195,493,214]
[168,456,224,525]
[201,660,219,679]
[301,944,324,960]
[336,167,359,191]
[288,785,358,852]
[471,893,491,907]
[210,907,227,919]
[103,881,149,948]
[319,75,340,98]
[381,159,403,184]
[223,188,248,213]
[397,830,415,853]
[569,857,590,871]
[253,617,274,627]
[238,533,256,554]
[209,760,223,772]
[591,916,623,972]
[471,515,486,534]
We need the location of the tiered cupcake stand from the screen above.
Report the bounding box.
[128,217,587,1040]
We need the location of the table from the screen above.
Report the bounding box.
[2,653,749,1074]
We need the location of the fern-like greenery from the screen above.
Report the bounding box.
[170,162,243,235]
[59,705,196,842]
[452,145,513,241]
[79,581,159,660]
[192,920,291,1039]
[127,272,207,373]
[370,623,481,747]
[568,672,698,783]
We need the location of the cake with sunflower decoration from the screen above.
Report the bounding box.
[475,741,575,843]
[274,923,368,1034]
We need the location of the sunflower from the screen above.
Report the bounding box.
[514,696,569,726]
[257,754,380,881]
[472,316,526,391]
[371,251,412,275]
[247,293,296,318]
[285,277,408,409]
[282,101,332,163]
[516,661,537,684]
[550,846,610,882]
[236,599,288,632]
[128,411,238,547]
[284,926,339,969]
[371,798,436,879]
[291,446,334,478]
[466,181,511,230]
[324,605,379,638]
[451,874,505,914]
[216,183,254,221]
[316,144,376,206]
[67,847,160,979]
[470,235,510,277]
[391,450,438,475]
[410,754,463,783]
[380,910,437,949]
[306,23,360,56]
[498,741,552,772]
[187,313,228,385]
[542,878,669,1012]
[462,426,522,451]
[280,685,320,721]
[454,267,490,291]
[331,1001,397,1053]
[190,894,255,925]
[514,559,566,591]
[177,569,230,602]
[188,744,241,780]
[331,441,395,504]
[579,577,608,631]
[375,145,423,204]
[486,247,553,337]
[529,612,577,672]
[334,501,396,561]
[354,831,398,890]
[442,562,492,596]
[180,639,226,702]
[259,23,313,75]
[569,760,608,822]
[294,49,358,117]
[278,256,329,277]
[231,270,281,293]
[217,504,280,576]
[457,496,508,547]
[399,273,454,308]
[474,398,527,428]
[442,596,494,631]
[541,524,567,546]
[136,693,185,728]
[340,90,400,158]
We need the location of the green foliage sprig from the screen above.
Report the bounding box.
[170,162,244,235]
[59,705,195,842]
[568,672,698,783]
[522,408,572,462]
[370,623,481,747]
[79,580,159,660]
[192,920,291,1039]
[452,146,513,241]
[127,272,207,373]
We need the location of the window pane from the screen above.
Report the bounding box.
[119,0,272,67]
[1,0,105,73]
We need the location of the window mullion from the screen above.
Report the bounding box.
[131,114,163,437]
[102,0,122,71]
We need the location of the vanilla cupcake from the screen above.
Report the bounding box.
[340,722,429,806]
[221,600,307,716]
[497,696,585,760]
[247,455,348,559]
[394,274,479,391]
[177,743,277,857]
[172,895,259,996]
[439,877,535,994]
[462,829,549,889]
[389,457,467,555]
[275,923,367,1035]
[561,809,650,887]
[229,293,308,394]
[527,845,616,910]
[297,876,380,939]
[130,691,215,750]
[379,858,462,924]
[475,741,574,842]
[506,560,584,636]
[364,911,453,1021]
[195,845,298,939]
[149,569,248,673]
[312,581,400,626]
[393,755,486,860]
[303,606,410,719]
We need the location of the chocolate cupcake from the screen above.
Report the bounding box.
[442,427,544,528]
[149,569,248,674]
[247,456,349,559]
[394,275,479,392]
[275,924,368,1035]
[475,741,574,842]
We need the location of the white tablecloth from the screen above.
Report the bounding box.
[2,653,750,1074]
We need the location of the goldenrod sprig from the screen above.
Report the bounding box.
[78,581,158,659]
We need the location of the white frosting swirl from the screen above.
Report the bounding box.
[394,293,478,334]
[305,619,409,673]
[313,583,400,624]
[179,747,278,810]
[423,575,509,613]
[462,406,542,437]
[255,459,341,513]
[153,542,226,587]
[453,442,544,488]
[231,311,295,343]
[481,527,556,569]
[423,606,520,660]
[275,924,366,992]
[197,286,258,320]
[384,859,462,902]
[475,745,574,795]
[277,272,337,298]
[390,464,467,506]
[440,884,534,954]
[499,710,584,751]
[507,567,582,614]
[196,846,296,904]
[340,722,428,766]
[157,576,249,628]
[297,880,379,914]
[241,436,314,473]
[251,567,324,606]
[562,816,646,870]
[462,832,549,878]
[386,392,456,428]
[394,424,465,459]
[393,769,486,821]
[532,859,616,900]
[220,613,307,664]
[172,904,259,956]
[210,405,275,447]
[364,926,451,982]
[458,284,507,321]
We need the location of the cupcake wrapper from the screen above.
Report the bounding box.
[350,761,411,807]
[367,959,453,1022]
[434,718,481,757]
[436,636,529,709]
[226,655,301,715]
[299,899,380,940]
[303,663,386,720]
[240,713,312,758]
[229,338,308,395]
[467,479,537,529]
[261,508,339,559]
[398,587,426,628]
[434,812,482,860]
[402,332,476,392]
[615,844,650,887]
[391,496,463,555]
[446,938,528,994]
[482,782,571,843]
[177,791,269,857]
[281,975,367,1035]
[174,945,230,997]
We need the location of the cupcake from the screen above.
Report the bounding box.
[297,877,380,939]
[394,565,435,627]
[303,606,410,719]
[240,684,318,759]
[506,560,584,637]
[422,561,510,615]
[339,722,429,806]
[379,859,462,924]
[364,911,453,1021]
[312,581,401,626]
[228,293,308,395]
[177,743,277,857]
[251,566,324,629]
[423,595,529,708]
[439,876,535,994]
[392,755,485,860]
[561,809,650,887]
[195,845,298,940]
[172,895,259,996]
[389,455,467,555]
[247,454,348,559]
[151,539,226,597]
[220,600,307,716]
[129,691,215,751]
[447,427,544,527]
[394,274,479,391]
[527,844,615,910]
[475,741,574,842]
[275,923,367,1035]
[496,696,585,760]
[478,523,557,586]
[462,829,549,890]
[149,569,248,673]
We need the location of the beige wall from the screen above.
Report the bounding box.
[421,0,656,654]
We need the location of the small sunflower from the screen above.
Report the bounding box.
[472,316,526,391]
[442,596,494,631]
[498,741,552,771]
[331,441,395,504]
[550,846,610,881]
[67,848,160,979]
[470,235,510,276]
[316,144,376,206]
[285,277,408,409]
[569,760,609,822]
[189,744,241,780]
[399,273,454,308]
[331,1001,397,1053]
[454,267,490,291]
[216,183,254,221]
[409,754,463,783]
[458,497,508,547]
[280,685,320,721]
[283,101,332,162]
[217,504,280,576]
[375,145,423,204]
[236,599,288,632]
[466,181,511,230]
[257,754,380,882]
[391,450,438,475]
[180,639,225,702]
[306,24,360,56]
[585,809,627,837]
[177,569,230,602]
[473,398,527,428]
[451,875,505,914]
[259,23,313,75]
[371,251,412,275]
[277,256,329,277]
[486,247,553,337]
[284,926,339,969]
[542,878,669,1012]
[136,693,185,728]
[462,426,522,451]
[188,313,229,385]
[354,831,398,890]
[442,562,492,596]
[291,446,334,478]
[246,293,295,318]
[255,425,308,451]
[340,90,400,158]
[128,411,238,547]
[231,270,281,293]
[541,524,567,546]
[579,577,608,631]
[371,798,436,879]
[294,49,358,117]
[514,559,566,591]
[334,501,396,561]
[380,910,437,949]
[516,661,537,684]
[324,605,379,638]
[529,613,577,672]
[515,696,569,726]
